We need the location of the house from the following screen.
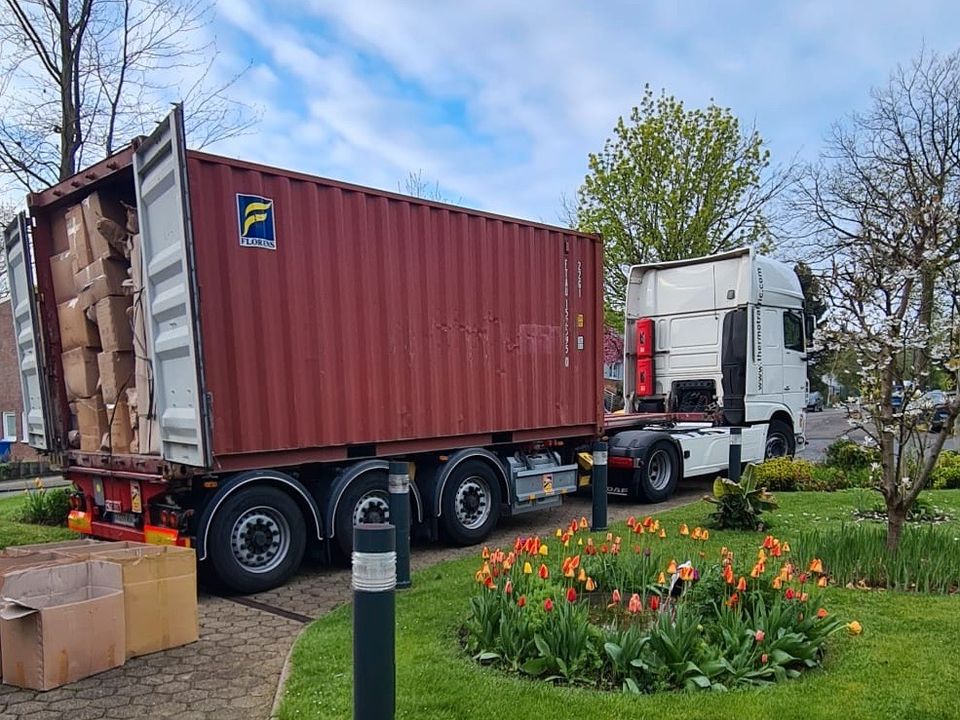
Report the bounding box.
[0,297,38,462]
[603,327,624,411]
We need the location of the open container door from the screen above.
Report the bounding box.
[3,213,50,450]
[133,106,211,467]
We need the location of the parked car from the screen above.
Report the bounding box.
[920,390,952,432]
[806,391,824,412]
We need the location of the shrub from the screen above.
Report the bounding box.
[931,451,960,489]
[807,464,873,491]
[792,523,960,594]
[824,438,879,471]
[752,458,815,492]
[703,465,777,530]
[464,522,848,694]
[853,494,950,524]
[19,480,72,526]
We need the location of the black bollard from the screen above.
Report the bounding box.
[353,523,396,720]
[729,426,742,484]
[591,440,608,532]
[388,460,411,589]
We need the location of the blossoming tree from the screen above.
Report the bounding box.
[795,48,960,549]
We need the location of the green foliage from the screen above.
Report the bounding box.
[575,86,777,326]
[19,483,71,526]
[704,465,778,530]
[603,624,654,693]
[807,464,873,492]
[932,451,960,489]
[792,523,960,594]
[824,439,879,471]
[522,600,600,683]
[0,494,77,549]
[752,458,815,492]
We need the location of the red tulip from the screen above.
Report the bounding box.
[608,589,622,608]
[627,593,642,613]
[543,598,554,612]
[538,563,549,580]
[484,576,494,589]
[648,595,660,611]
[504,580,513,595]
[566,587,577,603]
[817,607,828,619]
[517,595,526,608]
[785,588,796,600]
[736,577,747,591]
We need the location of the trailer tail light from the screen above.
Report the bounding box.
[636,357,655,396]
[608,456,635,470]
[636,318,654,357]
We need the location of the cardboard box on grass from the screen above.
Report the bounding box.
[83,545,198,658]
[0,560,124,690]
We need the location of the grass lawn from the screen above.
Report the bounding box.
[0,493,77,549]
[279,490,960,720]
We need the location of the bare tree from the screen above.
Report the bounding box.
[398,169,460,204]
[0,0,257,190]
[794,47,960,549]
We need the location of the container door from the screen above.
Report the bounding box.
[133,106,211,467]
[3,213,50,449]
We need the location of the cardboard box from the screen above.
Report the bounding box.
[0,553,78,590]
[138,415,161,455]
[81,192,127,262]
[106,400,133,453]
[1,540,113,557]
[98,351,134,404]
[65,204,91,271]
[95,296,133,352]
[62,347,99,400]
[74,257,130,309]
[76,394,109,452]
[50,250,77,303]
[58,297,101,350]
[130,234,143,290]
[0,560,124,690]
[85,545,198,658]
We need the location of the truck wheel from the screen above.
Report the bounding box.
[334,470,404,557]
[440,460,501,545]
[637,440,680,503]
[207,486,306,594]
[765,419,796,459]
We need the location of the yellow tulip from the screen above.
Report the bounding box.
[539,545,549,556]
[555,528,563,538]
[679,523,689,536]
[847,621,863,635]
[657,571,666,584]
[578,568,587,582]
[522,562,533,575]
[658,529,666,539]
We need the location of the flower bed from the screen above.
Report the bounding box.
[464,516,859,693]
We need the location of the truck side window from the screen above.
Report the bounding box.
[783,311,804,352]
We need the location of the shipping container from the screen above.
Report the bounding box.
[6,107,602,592]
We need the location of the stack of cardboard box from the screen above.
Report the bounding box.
[0,540,198,690]
[53,191,158,455]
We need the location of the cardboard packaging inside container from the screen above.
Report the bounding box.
[62,347,99,400]
[76,394,109,452]
[58,297,101,351]
[0,560,124,690]
[106,400,133,453]
[95,295,133,352]
[75,257,129,310]
[138,415,160,455]
[83,545,198,659]
[80,192,127,262]
[65,204,91,271]
[98,351,134,405]
[50,250,77,303]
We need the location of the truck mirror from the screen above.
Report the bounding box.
[805,314,816,348]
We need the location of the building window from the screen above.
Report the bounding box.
[2,412,17,442]
[604,362,624,381]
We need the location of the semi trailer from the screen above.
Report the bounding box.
[4,108,808,593]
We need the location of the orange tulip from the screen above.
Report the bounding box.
[817,576,828,588]
[809,558,823,574]
[726,592,739,607]
[691,527,702,540]
[579,516,588,529]
[679,523,690,536]
[606,532,613,542]
[538,563,549,579]
[817,608,828,619]
[482,546,490,559]
[762,535,775,549]
[633,523,645,535]
[702,530,710,541]
[609,589,622,607]
[757,549,767,563]
[800,592,809,602]
[847,620,863,635]
[474,570,484,583]
[771,576,782,589]
[667,560,677,574]
[627,516,637,528]
[781,542,791,553]
[723,565,734,584]
[750,563,763,579]
[771,544,782,558]
[517,595,526,608]
[642,516,654,528]
[484,576,494,589]
[736,577,747,591]
[658,528,667,539]
[578,568,587,582]
[657,571,666,584]
[628,593,642,613]
[585,577,596,592]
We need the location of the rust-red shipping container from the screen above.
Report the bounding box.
[15,109,603,472]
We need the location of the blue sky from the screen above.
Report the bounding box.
[207,0,960,224]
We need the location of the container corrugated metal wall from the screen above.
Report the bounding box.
[185,152,602,466]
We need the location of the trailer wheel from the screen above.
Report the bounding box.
[334,470,397,557]
[207,485,306,594]
[440,460,501,545]
[637,440,680,503]
[764,419,796,459]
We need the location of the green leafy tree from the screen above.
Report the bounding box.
[575,86,789,326]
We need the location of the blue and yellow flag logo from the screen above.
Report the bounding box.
[236,194,276,250]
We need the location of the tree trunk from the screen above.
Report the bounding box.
[915,266,936,382]
[886,502,906,551]
[58,0,77,180]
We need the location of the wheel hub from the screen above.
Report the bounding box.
[353,492,390,527]
[230,506,291,574]
[455,478,489,530]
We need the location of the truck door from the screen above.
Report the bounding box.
[3,213,50,449]
[759,308,784,398]
[133,106,211,467]
[781,309,807,415]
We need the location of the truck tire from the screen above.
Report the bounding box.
[637,440,680,503]
[764,419,796,459]
[207,485,306,594]
[440,460,502,545]
[334,470,391,558]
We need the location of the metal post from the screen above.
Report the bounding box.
[388,460,411,589]
[591,440,608,532]
[352,524,396,720]
[729,427,742,484]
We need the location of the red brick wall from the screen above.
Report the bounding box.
[0,299,39,461]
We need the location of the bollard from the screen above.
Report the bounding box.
[352,524,396,720]
[591,440,608,532]
[729,427,742,484]
[388,460,412,589]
